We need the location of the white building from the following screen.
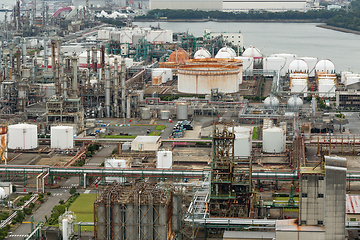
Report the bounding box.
[149,0,222,10]
[223,0,307,11]
[131,136,161,151]
[205,29,243,48]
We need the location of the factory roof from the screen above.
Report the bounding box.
[346,195,360,214]
[132,136,161,143]
[223,231,275,239]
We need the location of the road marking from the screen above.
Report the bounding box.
[84,190,91,194]
[8,235,28,237]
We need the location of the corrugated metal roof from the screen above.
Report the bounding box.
[223,231,275,239]
[346,195,360,214]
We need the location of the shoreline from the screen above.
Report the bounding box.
[134,19,322,23]
[316,24,360,35]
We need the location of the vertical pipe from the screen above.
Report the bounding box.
[113,58,119,118]
[22,39,26,64]
[105,65,110,118]
[101,45,105,76]
[16,48,20,78]
[87,49,90,70]
[51,40,56,76]
[72,53,78,98]
[92,47,97,72]
[44,38,48,71]
[121,60,126,118]
[126,95,130,119]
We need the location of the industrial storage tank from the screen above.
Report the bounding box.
[157,150,173,169]
[263,127,286,153]
[8,123,38,149]
[152,68,171,84]
[317,73,336,97]
[242,46,262,65]
[264,95,280,109]
[234,56,253,75]
[0,187,6,199]
[215,47,236,59]
[168,48,189,63]
[234,134,252,158]
[288,59,309,74]
[263,57,286,76]
[160,110,170,120]
[194,48,211,59]
[344,74,360,89]
[289,73,308,97]
[141,107,151,119]
[299,57,318,77]
[51,126,74,149]
[0,126,7,162]
[177,59,242,94]
[177,103,188,120]
[315,59,335,74]
[271,53,297,76]
[287,95,303,111]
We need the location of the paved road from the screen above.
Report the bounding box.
[343,112,360,134]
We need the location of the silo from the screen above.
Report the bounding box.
[157,150,172,169]
[177,103,188,120]
[288,59,309,74]
[141,107,151,120]
[315,59,336,74]
[0,126,7,162]
[51,126,73,149]
[160,110,170,120]
[263,127,286,153]
[8,123,38,149]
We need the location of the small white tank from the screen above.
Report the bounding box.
[157,150,172,169]
[51,126,74,149]
[234,134,251,157]
[0,187,6,199]
[8,123,38,150]
[263,127,286,153]
[104,158,128,183]
[160,110,170,120]
[264,95,279,109]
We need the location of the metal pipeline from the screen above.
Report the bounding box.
[113,58,119,118]
[105,65,110,118]
[121,59,126,118]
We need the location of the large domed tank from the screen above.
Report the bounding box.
[215,47,236,59]
[168,48,189,63]
[8,123,38,149]
[242,46,262,59]
[194,48,211,59]
[264,95,280,109]
[315,59,335,74]
[288,59,309,74]
[287,95,303,111]
[299,57,318,77]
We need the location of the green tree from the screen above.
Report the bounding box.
[70,187,77,195]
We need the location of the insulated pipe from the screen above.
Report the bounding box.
[121,59,126,118]
[51,40,56,75]
[44,38,48,70]
[22,39,26,64]
[105,65,111,118]
[92,47,97,72]
[72,53,78,98]
[86,49,90,70]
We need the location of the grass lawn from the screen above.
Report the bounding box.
[69,194,97,232]
[155,125,166,130]
[275,197,299,202]
[149,131,161,136]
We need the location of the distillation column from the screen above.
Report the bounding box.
[72,53,78,98]
[113,58,119,118]
[121,59,126,118]
[105,65,110,118]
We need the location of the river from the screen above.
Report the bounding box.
[134,21,360,73]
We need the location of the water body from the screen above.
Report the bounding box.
[135,21,360,73]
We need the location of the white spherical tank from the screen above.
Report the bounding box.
[177,103,188,120]
[157,150,173,169]
[287,95,303,111]
[263,57,286,76]
[194,48,211,59]
[8,124,38,150]
[288,59,309,74]
[234,133,251,157]
[141,107,151,119]
[315,59,336,74]
[264,95,279,109]
[51,126,74,149]
[160,110,170,120]
[299,57,318,77]
[263,127,286,153]
[178,59,242,94]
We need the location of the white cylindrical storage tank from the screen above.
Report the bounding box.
[194,48,211,59]
[51,126,74,149]
[235,56,253,76]
[271,53,297,76]
[8,124,38,149]
[163,68,173,82]
[290,73,308,97]
[157,150,173,169]
[232,126,251,135]
[288,59,309,74]
[160,110,170,120]
[242,46,262,65]
[0,187,6,199]
[263,127,286,153]
[299,57,318,77]
[344,74,360,89]
[315,59,336,74]
[177,103,188,120]
[263,57,286,76]
[152,68,166,83]
[141,107,151,120]
[341,71,353,84]
[62,218,68,240]
[234,133,251,157]
[318,76,336,97]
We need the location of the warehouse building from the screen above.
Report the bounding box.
[149,0,223,10]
